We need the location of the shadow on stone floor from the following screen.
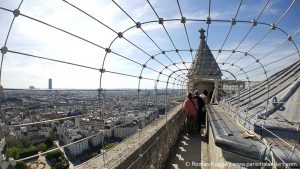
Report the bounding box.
[163,131,208,169]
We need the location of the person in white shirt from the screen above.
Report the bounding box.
[200,90,209,126]
[200,90,209,104]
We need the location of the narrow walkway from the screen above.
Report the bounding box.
[164,131,208,169]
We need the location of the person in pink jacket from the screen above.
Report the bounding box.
[183,92,198,135]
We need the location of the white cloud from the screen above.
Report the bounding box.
[215,37,298,81]
[132,0,158,20]
[183,10,233,20]
[0,0,299,88]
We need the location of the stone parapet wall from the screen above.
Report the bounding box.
[208,124,241,169]
[78,104,184,169]
[207,118,261,169]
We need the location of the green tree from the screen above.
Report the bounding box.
[104,143,117,150]
[49,130,58,141]
[7,140,23,148]
[21,140,30,148]
[53,162,68,169]
[47,150,69,169]
[48,104,55,109]
[45,137,53,148]
[37,143,47,152]
[6,147,20,159]
[15,161,26,169]
[47,150,63,159]
[19,146,37,159]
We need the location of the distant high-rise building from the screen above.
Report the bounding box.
[29,86,36,90]
[48,78,52,89]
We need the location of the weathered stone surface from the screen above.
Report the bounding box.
[187,28,222,81]
[78,105,183,169]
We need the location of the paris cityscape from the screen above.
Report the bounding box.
[0,78,184,168]
[1,0,300,169]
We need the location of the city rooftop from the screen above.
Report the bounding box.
[0,0,300,169]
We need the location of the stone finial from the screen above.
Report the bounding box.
[198,28,206,40]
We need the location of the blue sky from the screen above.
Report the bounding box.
[0,0,299,89]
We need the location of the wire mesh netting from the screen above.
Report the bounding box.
[0,0,300,168]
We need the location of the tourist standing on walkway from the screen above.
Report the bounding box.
[193,90,205,134]
[200,90,209,126]
[183,92,198,135]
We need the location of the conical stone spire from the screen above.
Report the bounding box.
[188,28,222,80]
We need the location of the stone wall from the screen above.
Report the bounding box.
[207,122,259,169]
[116,108,185,169]
[78,104,184,169]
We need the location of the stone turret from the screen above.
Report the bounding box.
[188,28,222,80]
[187,28,222,103]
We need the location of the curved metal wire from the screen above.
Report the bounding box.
[0,0,299,167]
[219,0,299,73]
[0,0,24,85]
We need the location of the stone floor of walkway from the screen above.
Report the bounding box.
[163,131,208,169]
